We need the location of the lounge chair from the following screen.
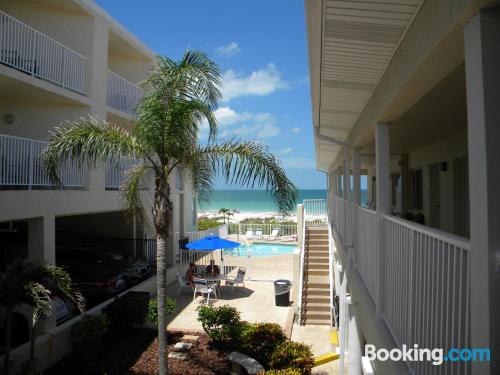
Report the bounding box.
[264,228,280,241]
[245,229,254,240]
[255,229,263,240]
[193,278,217,303]
[225,267,246,294]
[177,273,192,295]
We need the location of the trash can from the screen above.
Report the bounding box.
[274,279,292,306]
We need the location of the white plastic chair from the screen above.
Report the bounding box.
[193,278,217,303]
[177,273,192,295]
[265,228,280,241]
[225,267,246,294]
[245,229,254,240]
[255,229,263,240]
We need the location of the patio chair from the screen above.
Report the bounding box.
[245,229,254,240]
[177,273,192,296]
[225,267,246,294]
[255,229,263,240]
[264,228,280,241]
[193,278,217,303]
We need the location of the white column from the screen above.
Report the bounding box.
[464,10,500,375]
[347,296,362,375]
[338,272,347,375]
[353,149,361,205]
[343,147,350,202]
[375,123,390,315]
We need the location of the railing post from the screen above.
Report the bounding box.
[28,141,34,190]
[375,122,391,317]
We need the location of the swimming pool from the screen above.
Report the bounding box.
[224,243,297,257]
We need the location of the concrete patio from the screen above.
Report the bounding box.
[164,254,295,331]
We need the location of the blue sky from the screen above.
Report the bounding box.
[96,0,326,189]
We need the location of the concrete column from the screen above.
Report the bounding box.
[343,147,350,203]
[347,297,362,375]
[338,272,347,375]
[464,10,500,375]
[375,123,390,315]
[400,154,409,214]
[353,149,361,205]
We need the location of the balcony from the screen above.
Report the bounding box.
[106,70,143,116]
[0,134,85,189]
[330,196,471,373]
[0,10,87,94]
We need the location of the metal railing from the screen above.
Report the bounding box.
[105,158,141,190]
[0,133,85,188]
[228,223,297,240]
[303,198,328,225]
[0,10,87,94]
[297,205,307,324]
[106,70,143,116]
[330,196,471,374]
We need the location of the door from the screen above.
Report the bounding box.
[429,163,441,229]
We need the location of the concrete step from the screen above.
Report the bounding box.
[307,256,329,263]
[305,295,330,304]
[307,234,328,240]
[305,288,330,297]
[305,302,330,312]
[306,271,329,278]
[306,262,329,269]
[306,275,329,284]
[307,247,329,254]
[305,281,330,289]
[304,311,331,320]
[304,318,331,326]
[307,239,329,244]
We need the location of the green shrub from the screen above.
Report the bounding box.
[259,369,302,375]
[148,296,176,324]
[197,217,224,231]
[196,304,243,345]
[71,313,109,349]
[104,291,149,335]
[269,341,315,374]
[241,323,288,367]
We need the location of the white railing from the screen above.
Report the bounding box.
[0,10,86,94]
[107,70,143,116]
[297,205,307,324]
[328,219,335,326]
[228,223,297,240]
[0,134,85,188]
[105,158,140,190]
[383,216,470,374]
[303,198,328,225]
[354,205,378,302]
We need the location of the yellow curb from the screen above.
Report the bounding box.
[314,352,340,366]
[330,329,339,345]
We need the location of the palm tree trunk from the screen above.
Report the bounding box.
[3,307,13,375]
[153,174,173,375]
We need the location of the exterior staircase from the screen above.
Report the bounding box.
[301,225,331,325]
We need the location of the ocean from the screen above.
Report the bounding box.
[198,189,369,214]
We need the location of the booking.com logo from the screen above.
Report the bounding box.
[365,344,491,366]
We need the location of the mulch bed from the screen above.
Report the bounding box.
[47,328,231,375]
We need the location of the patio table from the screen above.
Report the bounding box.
[204,274,227,296]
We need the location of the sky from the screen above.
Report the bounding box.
[96,0,326,189]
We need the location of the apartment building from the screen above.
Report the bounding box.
[305,0,500,374]
[0,0,196,372]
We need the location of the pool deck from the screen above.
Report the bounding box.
[164,254,295,331]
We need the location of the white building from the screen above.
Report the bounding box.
[0,0,196,372]
[305,0,500,374]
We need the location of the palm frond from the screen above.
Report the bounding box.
[42,116,144,183]
[120,163,152,219]
[194,139,298,214]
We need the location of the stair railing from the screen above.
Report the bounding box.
[297,205,307,324]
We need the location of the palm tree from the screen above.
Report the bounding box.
[218,207,234,224]
[42,50,297,375]
[0,259,84,375]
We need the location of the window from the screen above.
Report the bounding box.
[409,169,423,210]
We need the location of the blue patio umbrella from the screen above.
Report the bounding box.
[185,236,240,273]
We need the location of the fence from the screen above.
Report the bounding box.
[0,133,85,188]
[228,223,297,239]
[107,70,143,116]
[0,10,86,94]
[303,199,328,225]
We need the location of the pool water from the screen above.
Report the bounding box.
[224,243,297,257]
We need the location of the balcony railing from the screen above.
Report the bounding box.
[0,10,87,94]
[0,134,85,188]
[330,197,471,374]
[106,70,143,116]
[105,158,138,190]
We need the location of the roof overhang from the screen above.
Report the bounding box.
[305,0,424,171]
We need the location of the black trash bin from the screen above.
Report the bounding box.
[274,279,292,306]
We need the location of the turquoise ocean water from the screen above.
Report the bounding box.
[199,189,368,213]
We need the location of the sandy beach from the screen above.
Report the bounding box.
[198,210,298,223]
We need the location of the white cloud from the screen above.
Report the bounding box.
[222,63,290,101]
[281,157,315,169]
[214,107,252,126]
[275,147,293,156]
[215,42,241,57]
[291,127,301,134]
